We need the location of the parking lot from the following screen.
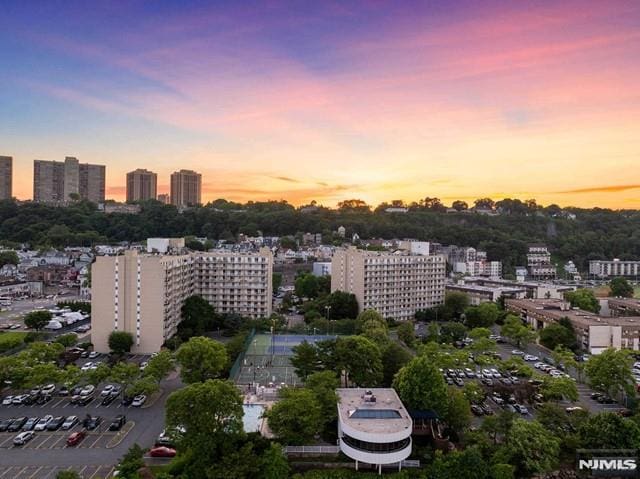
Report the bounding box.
[0,372,181,478]
[0,464,115,479]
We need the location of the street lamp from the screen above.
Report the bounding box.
[325,305,331,320]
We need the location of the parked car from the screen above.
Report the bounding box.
[100,385,115,397]
[511,349,524,356]
[61,416,78,430]
[102,394,117,406]
[139,361,148,371]
[8,417,27,432]
[76,395,94,406]
[46,416,65,431]
[83,415,102,430]
[109,415,126,431]
[11,394,29,405]
[514,404,529,415]
[41,384,56,395]
[1,395,13,405]
[454,377,464,387]
[470,405,484,416]
[80,362,94,372]
[88,351,100,359]
[566,406,584,413]
[149,446,177,458]
[22,417,39,431]
[13,431,35,446]
[131,395,146,407]
[0,418,14,432]
[481,403,493,415]
[121,396,134,407]
[481,378,493,386]
[66,430,87,447]
[80,385,95,397]
[34,415,53,431]
[524,354,539,361]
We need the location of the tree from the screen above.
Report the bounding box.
[451,200,468,211]
[261,443,290,479]
[500,315,536,348]
[304,371,339,424]
[393,355,449,417]
[541,376,578,402]
[539,322,577,351]
[565,288,600,313]
[55,333,78,348]
[0,250,19,267]
[24,310,51,331]
[85,363,111,386]
[108,331,134,354]
[23,341,64,363]
[579,412,640,449]
[179,295,217,340]
[175,336,228,384]
[126,376,159,397]
[381,342,412,387]
[166,379,243,467]
[290,341,320,381]
[334,336,383,387]
[324,291,358,319]
[585,348,636,399]
[357,309,389,345]
[537,402,588,439]
[444,388,471,431]
[427,447,489,479]
[109,361,140,392]
[503,419,560,476]
[397,321,416,347]
[24,363,64,388]
[272,273,283,292]
[463,381,486,404]
[294,273,319,299]
[464,303,500,329]
[265,388,322,445]
[444,291,470,319]
[116,443,146,478]
[143,350,175,383]
[439,321,467,344]
[474,198,495,210]
[609,277,634,298]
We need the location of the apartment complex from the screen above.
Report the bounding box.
[33,157,105,203]
[589,259,640,278]
[126,169,157,202]
[0,156,11,200]
[527,244,556,280]
[331,246,446,320]
[607,298,640,317]
[505,298,640,353]
[91,247,273,353]
[170,169,202,207]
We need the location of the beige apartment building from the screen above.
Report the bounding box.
[126,169,157,202]
[91,247,273,353]
[0,156,11,200]
[34,157,105,203]
[170,169,202,207]
[331,246,446,320]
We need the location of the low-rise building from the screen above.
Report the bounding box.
[505,298,640,353]
[312,262,331,277]
[446,282,526,305]
[589,259,640,278]
[607,298,640,317]
[337,388,412,473]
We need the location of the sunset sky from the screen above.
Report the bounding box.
[1,1,639,208]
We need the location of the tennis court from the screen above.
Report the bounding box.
[233,333,335,386]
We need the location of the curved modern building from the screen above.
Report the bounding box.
[337,388,412,474]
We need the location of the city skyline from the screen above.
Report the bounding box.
[1,1,639,208]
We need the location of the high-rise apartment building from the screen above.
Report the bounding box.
[0,156,12,200]
[331,246,446,321]
[126,169,157,202]
[170,169,202,207]
[91,247,273,353]
[33,157,105,203]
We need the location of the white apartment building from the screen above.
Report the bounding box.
[527,245,556,280]
[91,247,273,353]
[337,388,412,474]
[589,259,640,278]
[453,260,502,278]
[331,246,446,320]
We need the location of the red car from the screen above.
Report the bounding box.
[66,430,86,447]
[149,446,176,458]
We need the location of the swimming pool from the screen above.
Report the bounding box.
[243,404,265,433]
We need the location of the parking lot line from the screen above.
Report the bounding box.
[0,466,15,478]
[48,434,67,449]
[0,435,14,448]
[88,433,103,448]
[27,466,42,479]
[34,434,58,450]
[78,466,87,476]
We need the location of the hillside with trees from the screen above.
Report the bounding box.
[2,198,640,273]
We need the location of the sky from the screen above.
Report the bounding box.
[0,0,639,208]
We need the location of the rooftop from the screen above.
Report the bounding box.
[337,388,412,435]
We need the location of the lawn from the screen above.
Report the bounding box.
[0,331,27,352]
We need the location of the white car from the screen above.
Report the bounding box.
[13,431,35,446]
[131,395,146,407]
[2,395,13,406]
[61,415,78,430]
[139,361,148,371]
[511,349,524,356]
[34,415,53,431]
[88,351,100,359]
[80,362,94,371]
[523,355,539,362]
[100,385,115,397]
[80,385,95,397]
[490,368,502,378]
[41,384,56,395]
